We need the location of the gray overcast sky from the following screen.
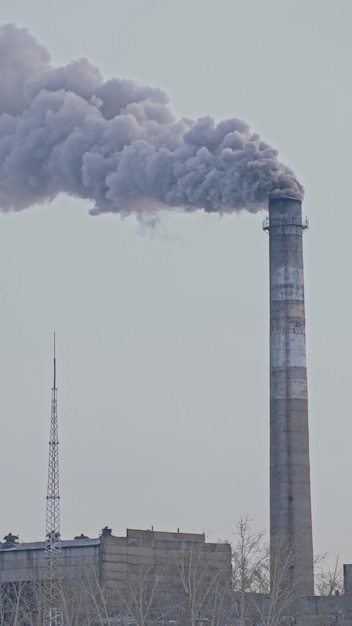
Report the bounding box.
[0,0,351,568]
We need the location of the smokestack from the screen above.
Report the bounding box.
[263,197,314,595]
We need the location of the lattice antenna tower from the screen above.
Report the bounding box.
[44,333,63,626]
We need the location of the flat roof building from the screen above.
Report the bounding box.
[0,527,232,624]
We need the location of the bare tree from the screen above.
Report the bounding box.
[230,518,315,626]
[0,580,44,626]
[259,532,305,626]
[172,539,232,626]
[0,566,113,626]
[315,554,344,597]
[231,516,268,624]
[59,565,111,625]
[111,563,167,626]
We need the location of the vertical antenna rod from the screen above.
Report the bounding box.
[44,332,63,625]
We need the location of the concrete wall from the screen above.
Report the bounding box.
[0,538,100,583]
[0,528,231,623]
[0,528,231,602]
[100,528,232,607]
[345,565,352,595]
[242,593,352,626]
[267,197,314,595]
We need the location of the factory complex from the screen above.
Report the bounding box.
[1,197,352,625]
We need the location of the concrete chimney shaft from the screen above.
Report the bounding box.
[265,197,314,595]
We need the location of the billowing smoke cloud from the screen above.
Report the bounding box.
[0,24,304,217]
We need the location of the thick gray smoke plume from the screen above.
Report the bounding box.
[0,24,304,216]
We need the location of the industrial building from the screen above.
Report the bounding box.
[2,527,352,624]
[0,527,231,624]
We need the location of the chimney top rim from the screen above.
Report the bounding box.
[268,196,302,207]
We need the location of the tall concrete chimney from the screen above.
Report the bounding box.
[263,197,314,595]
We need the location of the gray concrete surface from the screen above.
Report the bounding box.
[267,197,314,594]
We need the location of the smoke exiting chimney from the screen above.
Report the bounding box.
[263,197,314,595]
[0,24,304,217]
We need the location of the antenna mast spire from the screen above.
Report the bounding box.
[44,333,63,625]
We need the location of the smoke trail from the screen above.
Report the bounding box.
[0,24,303,217]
